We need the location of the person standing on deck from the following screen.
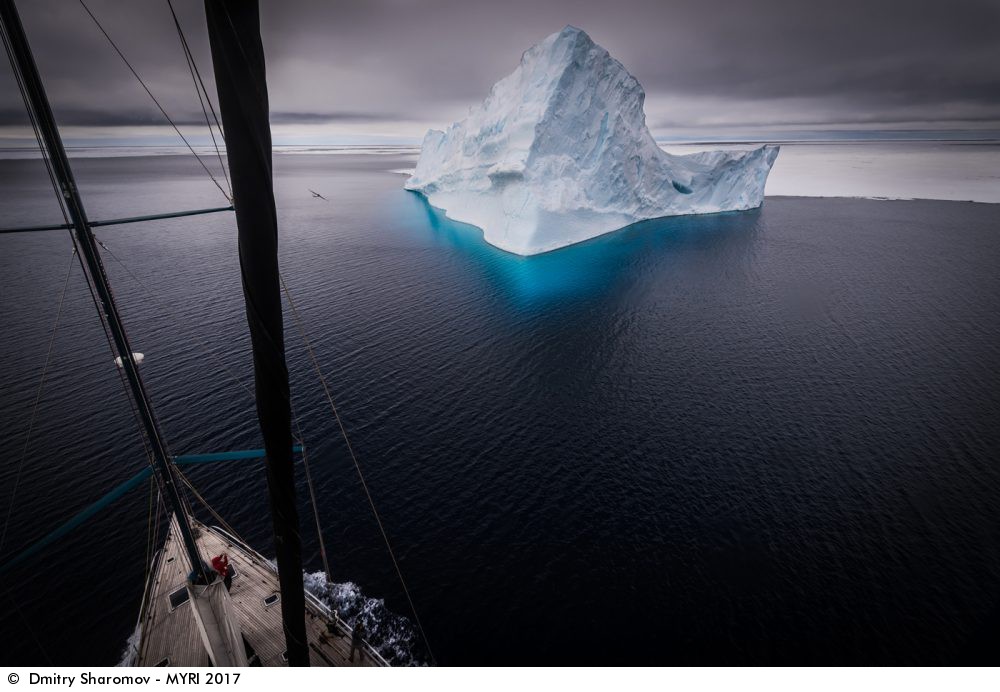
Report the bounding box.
[211,554,234,591]
[328,610,346,638]
[350,618,366,662]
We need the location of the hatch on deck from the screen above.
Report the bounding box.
[168,586,189,611]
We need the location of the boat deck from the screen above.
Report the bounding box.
[135,517,385,667]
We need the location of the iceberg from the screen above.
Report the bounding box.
[405,26,779,255]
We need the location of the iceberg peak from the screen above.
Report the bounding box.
[406,27,779,255]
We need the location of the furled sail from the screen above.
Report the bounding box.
[203,0,309,667]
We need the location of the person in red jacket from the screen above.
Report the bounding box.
[211,554,234,590]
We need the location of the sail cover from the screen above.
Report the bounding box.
[204,0,309,666]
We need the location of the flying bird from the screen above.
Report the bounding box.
[308,189,328,200]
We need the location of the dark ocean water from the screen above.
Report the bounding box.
[1,152,999,665]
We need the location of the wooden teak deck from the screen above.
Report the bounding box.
[135,517,386,667]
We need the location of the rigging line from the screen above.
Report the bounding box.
[174,466,244,543]
[83,243,158,466]
[3,587,55,666]
[4,5,159,484]
[8,1,187,578]
[0,250,76,555]
[279,273,438,665]
[150,490,163,572]
[143,474,156,587]
[94,237,257,404]
[165,0,226,142]
[140,489,164,634]
[164,1,226,139]
[76,0,231,203]
[13,12,196,487]
[165,0,231,198]
[0,14,71,229]
[181,40,231,197]
[136,487,161,644]
[4,13,163,557]
[291,410,332,582]
[72,231,159,474]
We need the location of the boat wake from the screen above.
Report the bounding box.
[303,571,429,666]
[116,626,140,666]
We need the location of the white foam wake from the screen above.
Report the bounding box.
[303,571,429,666]
[116,625,140,667]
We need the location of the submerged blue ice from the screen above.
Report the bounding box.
[406,26,779,255]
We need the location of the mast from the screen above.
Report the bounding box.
[0,0,208,582]
[203,0,309,666]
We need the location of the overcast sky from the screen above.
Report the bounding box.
[2,0,999,146]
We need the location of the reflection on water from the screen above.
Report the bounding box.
[401,189,764,308]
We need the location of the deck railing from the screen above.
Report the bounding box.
[209,525,391,667]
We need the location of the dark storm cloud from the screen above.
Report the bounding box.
[2,0,998,139]
[0,106,206,127]
[268,111,404,124]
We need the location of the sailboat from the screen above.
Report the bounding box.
[0,0,389,667]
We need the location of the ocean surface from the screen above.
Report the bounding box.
[5,139,998,204]
[1,149,999,665]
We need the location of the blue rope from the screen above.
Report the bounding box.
[173,445,302,465]
[0,467,153,576]
[0,446,303,577]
